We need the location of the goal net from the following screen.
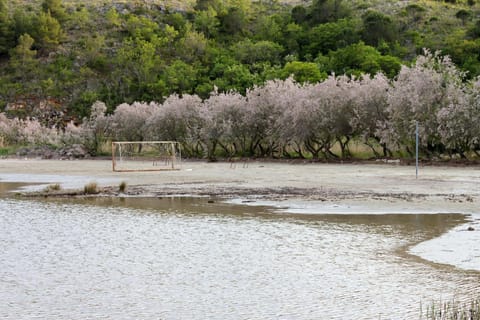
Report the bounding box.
[112,141,181,172]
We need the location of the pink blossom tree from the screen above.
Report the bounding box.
[244,78,300,157]
[349,73,391,157]
[200,90,248,159]
[146,94,204,157]
[276,79,312,158]
[63,101,109,155]
[437,78,480,158]
[379,50,466,157]
[2,49,477,162]
[0,114,60,146]
[109,101,158,142]
[291,75,355,159]
[0,113,18,145]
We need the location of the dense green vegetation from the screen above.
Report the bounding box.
[2,52,480,161]
[1,0,480,123]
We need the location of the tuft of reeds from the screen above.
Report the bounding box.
[422,297,480,320]
[44,183,61,192]
[119,181,127,193]
[84,182,98,195]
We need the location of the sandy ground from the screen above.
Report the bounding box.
[0,158,479,214]
[0,158,479,270]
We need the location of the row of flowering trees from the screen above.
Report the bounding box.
[1,51,480,160]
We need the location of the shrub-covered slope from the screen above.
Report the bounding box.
[0,0,479,121]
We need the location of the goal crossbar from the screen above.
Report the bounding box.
[112,141,181,172]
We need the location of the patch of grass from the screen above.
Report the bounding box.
[84,182,98,194]
[0,146,17,156]
[119,181,127,193]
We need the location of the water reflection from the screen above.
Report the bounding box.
[0,182,26,195]
[0,182,479,319]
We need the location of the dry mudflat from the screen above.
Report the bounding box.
[0,158,479,215]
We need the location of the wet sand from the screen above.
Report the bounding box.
[0,158,479,214]
[1,158,479,270]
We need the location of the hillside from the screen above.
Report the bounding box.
[10,0,196,11]
[1,0,480,122]
[9,0,306,11]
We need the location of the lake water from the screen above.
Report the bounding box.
[1,184,479,319]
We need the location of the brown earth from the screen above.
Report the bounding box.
[1,158,479,214]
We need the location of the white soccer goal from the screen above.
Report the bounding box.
[112,141,181,172]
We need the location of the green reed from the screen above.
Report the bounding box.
[421,297,480,320]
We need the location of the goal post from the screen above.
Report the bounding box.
[112,141,181,172]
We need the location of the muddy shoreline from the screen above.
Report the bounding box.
[1,158,478,215]
[1,158,479,271]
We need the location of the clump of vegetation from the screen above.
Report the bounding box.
[422,297,480,319]
[1,0,478,123]
[118,181,127,193]
[43,183,61,192]
[0,147,10,156]
[2,50,480,161]
[83,182,98,194]
[2,0,480,162]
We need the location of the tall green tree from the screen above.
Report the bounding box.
[291,5,308,24]
[327,42,401,77]
[0,0,13,55]
[9,33,38,84]
[361,11,397,47]
[253,15,283,43]
[309,0,351,24]
[219,6,248,36]
[178,26,208,63]
[106,37,160,104]
[34,11,63,51]
[68,7,91,31]
[281,22,303,56]
[216,63,256,92]
[194,6,219,38]
[282,61,325,83]
[41,0,67,23]
[195,0,224,12]
[231,39,283,66]
[305,19,359,56]
[105,7,121,29]
[162,60,198,94]
[12,8,35,41]
[82,34,106,70]
[125,15,160,41]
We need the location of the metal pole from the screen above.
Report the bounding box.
[415,121,419,179]
[112,142,116,172]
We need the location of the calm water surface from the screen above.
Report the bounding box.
[0,184,479,320]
